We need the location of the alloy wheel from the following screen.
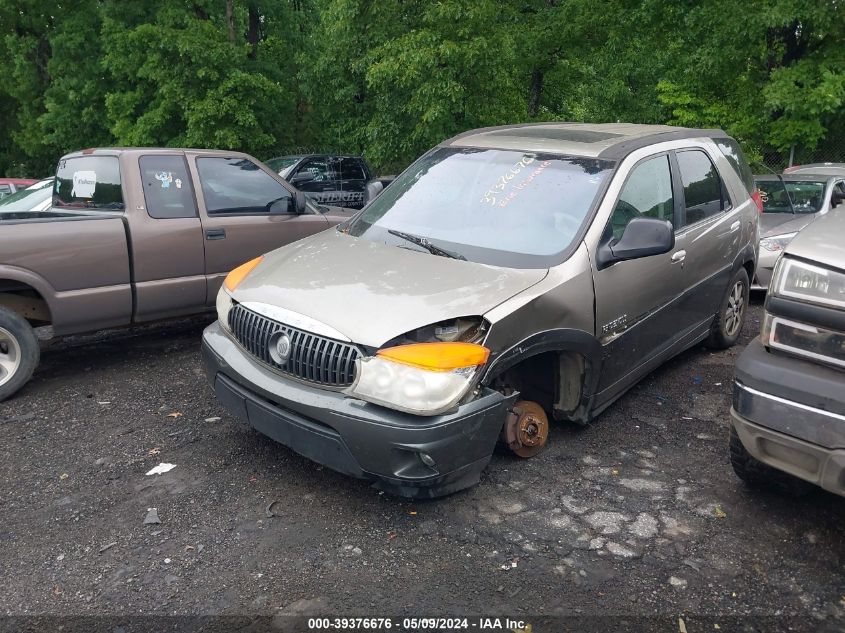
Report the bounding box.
[0,326,21,387]
[724,280,746,337]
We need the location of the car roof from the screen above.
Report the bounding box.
[783,164,845,177]
[60,148,255,160]
[442,122,728,159]
[0,178,38,185]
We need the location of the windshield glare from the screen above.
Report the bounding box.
[0,179,53,211]
[757,180,827,214]
[347,148,614,268]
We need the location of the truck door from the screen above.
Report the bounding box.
[337,157,368,210]
[191,154,330,304]
[130,153,207,322]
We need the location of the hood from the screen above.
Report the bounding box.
[786,210,845,272]
[759,213,815,238]
[230,229,548,348]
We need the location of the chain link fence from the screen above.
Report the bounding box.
[758,145,845,174]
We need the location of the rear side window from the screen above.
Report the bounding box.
[54,156,124,210]
[716,138,754,194]
[196,157,292,215]
[339,158,366,181]
[676,150,724,225]
[139,155,198,219]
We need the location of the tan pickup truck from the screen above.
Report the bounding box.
[0,148,350,400]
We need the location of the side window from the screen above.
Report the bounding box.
[293,158,335,185]
[715,138,754,195]
[196,157,292,215]
[54,156,124,210]
[676,150,724,226]
[0,185,11,199]
[610,155,674,239]
[139,155,197,219]
[339,158,366,181]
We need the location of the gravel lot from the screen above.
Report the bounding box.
[1,300,843,629]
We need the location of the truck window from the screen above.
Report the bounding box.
[54,156,124,210]
[339,158,366,181]
[196,157,292,215]
[139,155,198,219]
[610,155,674,239]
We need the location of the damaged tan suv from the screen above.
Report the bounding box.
[202,123,759,498]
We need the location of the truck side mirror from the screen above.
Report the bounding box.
[832,192,845,208]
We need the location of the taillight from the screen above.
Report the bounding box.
[751,189,763,213]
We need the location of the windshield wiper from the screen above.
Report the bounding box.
[387,229,466,260]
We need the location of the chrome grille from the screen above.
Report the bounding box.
[228,304,360,387]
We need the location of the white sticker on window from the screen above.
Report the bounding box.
[72,171,97,198]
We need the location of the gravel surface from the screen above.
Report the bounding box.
[1,301,843,628]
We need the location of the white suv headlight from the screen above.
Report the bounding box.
[772,257,845,308]
[759,232,797,253]
[346,342,490,416]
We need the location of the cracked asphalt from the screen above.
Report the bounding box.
[1,300,843,629]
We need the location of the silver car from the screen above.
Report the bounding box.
[202,123,759,498]
[753,174,845,289]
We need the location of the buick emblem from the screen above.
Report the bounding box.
[272,333,292,365]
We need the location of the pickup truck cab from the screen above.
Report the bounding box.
[203,123,759,498]
[0,148,349,401]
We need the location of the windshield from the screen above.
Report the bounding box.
[0,179,53,211]
[757,180,827,214]
[265,156,300,174]
[346,147,614,268]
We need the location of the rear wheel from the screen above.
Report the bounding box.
[0,306,39,402]
[500,400,549,458]
[707,267,749,349]
[729,426,811,496]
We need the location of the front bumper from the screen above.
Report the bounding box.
[731,339,845,495]
[202,321,516,498]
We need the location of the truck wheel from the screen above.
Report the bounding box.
[0,306,39,402]
[707,267,749,349]
[729,426,811,496]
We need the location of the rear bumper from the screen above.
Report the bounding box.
[202,321,515,498]
[731,339,845,495]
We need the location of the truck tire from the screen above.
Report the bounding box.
[0,306,39,402]
[729,426,811,496]
[707,267,749,349]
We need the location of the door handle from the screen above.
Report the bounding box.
[205,228,226,240]
[730,220,741,232]
[671,250,686,263]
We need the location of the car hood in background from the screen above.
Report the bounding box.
[759,213,816,238]
[230,229,548,348]
[785,209,845,273]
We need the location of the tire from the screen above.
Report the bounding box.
[0,306,40,402]
[707,267,749,349]
[729,426,812,496]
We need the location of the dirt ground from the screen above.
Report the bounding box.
[1,300,843,631]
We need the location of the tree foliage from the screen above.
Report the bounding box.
[0,0,842,176]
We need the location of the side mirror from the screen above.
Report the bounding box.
[288,172,309,186]
[597,217,675,269]
[294,190,307,213]
[832,192,845,208]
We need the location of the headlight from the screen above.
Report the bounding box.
[216,289,233,330]
[771,257,845,308]
[346,342,490,416]
[761,312,845,368]
[759,232,797,252]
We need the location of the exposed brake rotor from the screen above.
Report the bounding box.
[500,400,549,458]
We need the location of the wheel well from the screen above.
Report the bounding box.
[0,280,51,326]
[490,350,589,423]
[742,259,754,282]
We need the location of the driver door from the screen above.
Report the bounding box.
[591,153,689,400]
[189,153,330,304]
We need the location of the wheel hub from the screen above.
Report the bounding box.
[501,400,549,458]
[0,326,22,387]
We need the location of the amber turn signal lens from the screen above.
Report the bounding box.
[377,342,490,372]
[224,256,263,291]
